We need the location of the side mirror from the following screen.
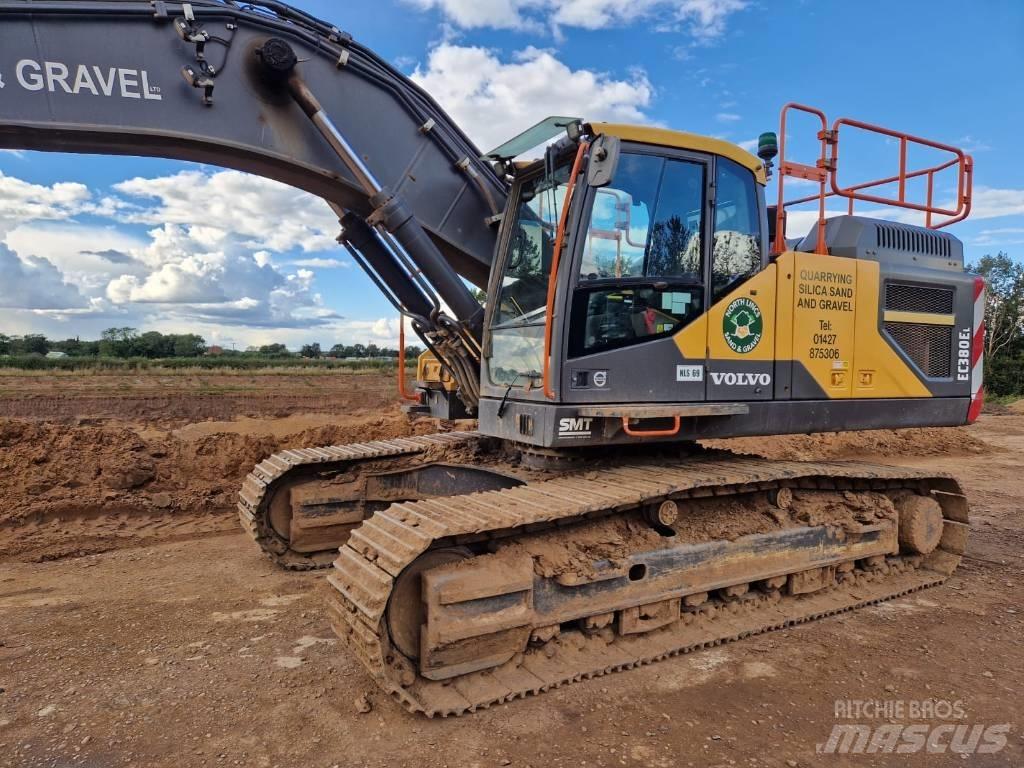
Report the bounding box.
[587,134,621,188]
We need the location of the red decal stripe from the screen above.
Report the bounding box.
[972,322,985,365]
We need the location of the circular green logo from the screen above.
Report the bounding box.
[723,297,763,354]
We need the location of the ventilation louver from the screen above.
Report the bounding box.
[876,224,952,258]
[883,323,953,378]
[885,283,954,314]
[883,282,955,378]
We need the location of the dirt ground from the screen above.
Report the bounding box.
[1,372,1021,767]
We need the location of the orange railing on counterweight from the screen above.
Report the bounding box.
[775,103,973,255]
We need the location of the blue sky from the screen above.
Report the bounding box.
[1,0,1021,349]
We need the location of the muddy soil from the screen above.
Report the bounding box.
[0,371,395,423]
[0,379,1021,767]
[0,373,449,563]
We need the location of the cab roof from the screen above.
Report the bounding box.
[593,123,767,184]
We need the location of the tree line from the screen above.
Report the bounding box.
[0,328,204,358]
[973,253,1024,398]
[0,328,423,360]
[296,342,423,359]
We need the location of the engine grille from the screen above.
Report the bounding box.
[885,282,954,314]
[876,224,953,258]
[884,322,952,378]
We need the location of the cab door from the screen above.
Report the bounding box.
[703,157,774,402]
[563,146,711,404]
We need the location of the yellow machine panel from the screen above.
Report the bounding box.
[672,313,708,360]
[791,253,857,398]
[417,351,458,391]
[705,263,778,362]
[774,255,795,379]
[852,260,931,398]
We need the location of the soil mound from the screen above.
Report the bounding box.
[702,426,989,461]
[0,410,437,560]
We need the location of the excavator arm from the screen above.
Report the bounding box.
[0,0,507,405]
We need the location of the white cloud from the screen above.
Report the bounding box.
[411,44,652,151]
[4,222,148,291]
[966,187,1024,220]
[957,135,991,153]
[288,257,352,269]
[976,227,1024,236]
[0,162,359,337]
[0,171,91,235]
[111,170,340,253]
[971,227,1024,247]
[406,0,537,30]
[715,112,741,123]
[407,0,747,38]
[0,243,88,310]
[100,223,331,328]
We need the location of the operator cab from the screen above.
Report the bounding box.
[481,119,769,427]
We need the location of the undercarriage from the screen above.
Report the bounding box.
[238,433,967,716]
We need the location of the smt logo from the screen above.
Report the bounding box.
[710,371,771,387]
[558,417,593,439]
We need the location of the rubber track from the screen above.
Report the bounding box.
[324,455,967,716]
[237,431,482,570]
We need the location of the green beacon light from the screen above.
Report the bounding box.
[757,131,778,162]
[757,131,778,179]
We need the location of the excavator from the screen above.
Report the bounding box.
[0,0,982,717]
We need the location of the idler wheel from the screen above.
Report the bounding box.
[897,495,944,555]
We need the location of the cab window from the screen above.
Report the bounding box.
[578,153,703,281]
[571,152,706,357]
[489,163,572,384]
[711,157,762,301]
[493,164,570,327]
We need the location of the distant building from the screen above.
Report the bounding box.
[205,345,225,356]
[45,351,67,359]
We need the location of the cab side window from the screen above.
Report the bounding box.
[712,157,762,301]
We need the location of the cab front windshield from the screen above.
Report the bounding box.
[489,162,571,385]
[493,164,570,327]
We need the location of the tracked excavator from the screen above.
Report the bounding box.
[1,0,983,716]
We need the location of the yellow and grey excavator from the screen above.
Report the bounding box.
[0,0,982,716]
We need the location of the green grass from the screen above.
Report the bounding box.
[987,393,1022,406]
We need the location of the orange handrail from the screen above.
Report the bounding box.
[774,103,974,255]
[397,317,420,403]
[621,416,681,438]
[776,103,830,255]
[542,140,589,400]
